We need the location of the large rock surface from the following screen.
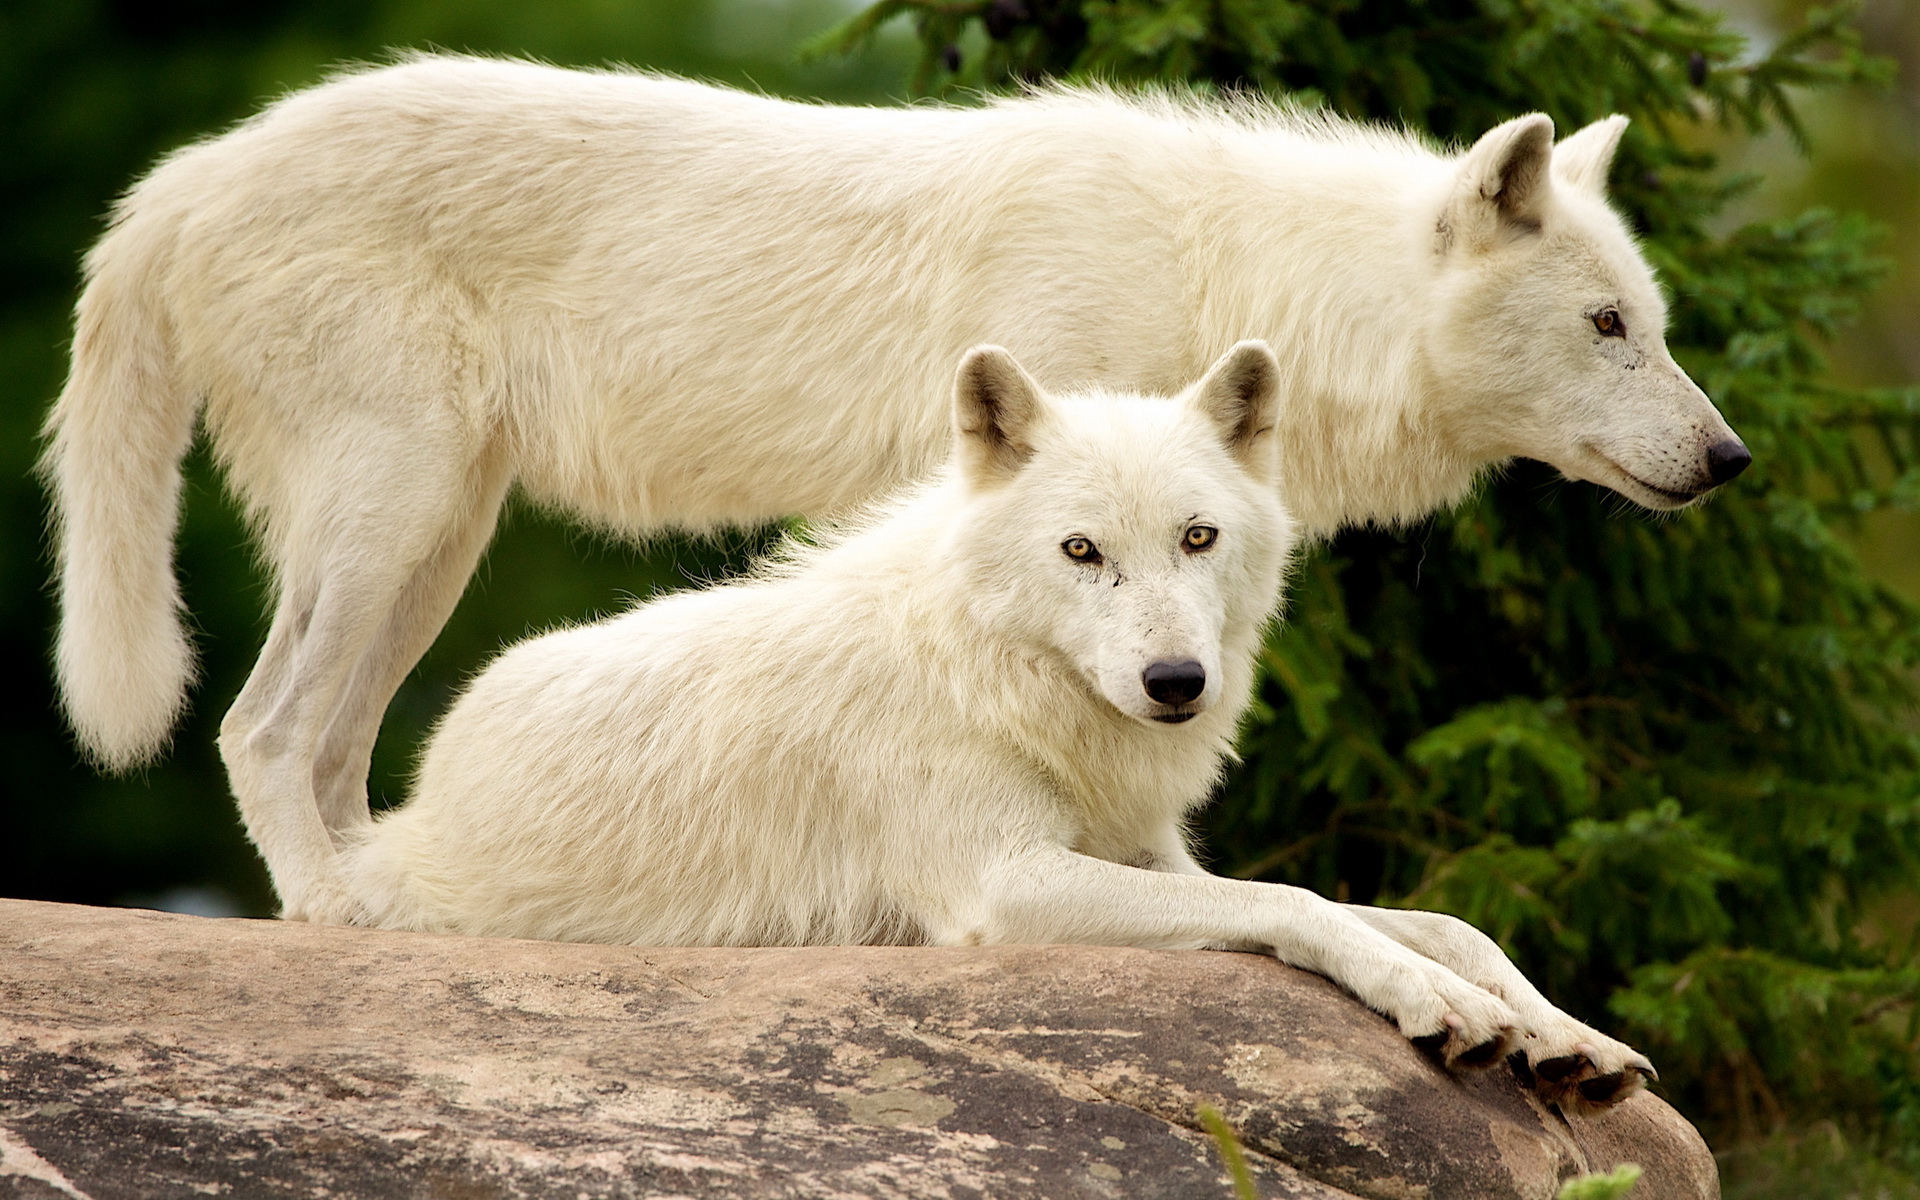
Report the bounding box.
[0,899,1714,1199]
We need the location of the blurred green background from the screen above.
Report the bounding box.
[1719,1,1919,595]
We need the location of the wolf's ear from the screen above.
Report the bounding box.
[1191,340,1280,472]
[1446,113,1556,249]
[1553,114,1628,195]
[954,345,1043,484]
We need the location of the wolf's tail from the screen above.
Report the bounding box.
[40,207,201,770]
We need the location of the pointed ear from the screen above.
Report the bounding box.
[1190,340,1279,470]
[953,345,1043,484]
[1446,113,1555,249]
[1553,114,1628,195]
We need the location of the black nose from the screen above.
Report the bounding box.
[1142,660,1207,706]
[1706,437,1752,486]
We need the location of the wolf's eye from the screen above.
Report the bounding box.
[1183,525,1218,552]
[1593,309,1625,338]
[1062,536,1102,564]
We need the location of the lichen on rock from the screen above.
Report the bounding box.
[0,900,1716,1199]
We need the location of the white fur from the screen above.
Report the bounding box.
[340,344,1652,1099]
[41,55,1740,936]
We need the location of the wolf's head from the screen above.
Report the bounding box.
[1424,113,1748,509]
[947,341,1296,727]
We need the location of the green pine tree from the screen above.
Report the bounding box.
[816,1,1920,1189]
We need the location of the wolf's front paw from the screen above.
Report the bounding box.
[279,878,373,927]
[1389,963,1519,1070]
[1509,1014,1656,1109]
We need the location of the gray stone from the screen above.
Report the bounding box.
[0,899,1716,1199]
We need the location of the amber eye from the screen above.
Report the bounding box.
[1593,309,1625,338]
[1062,536,1102,564]
[1183,525,1218,552]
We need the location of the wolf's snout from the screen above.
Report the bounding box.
[1143,660,1207,706]
[1706,437,1752,486]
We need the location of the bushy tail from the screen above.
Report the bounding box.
[40,217,200,771]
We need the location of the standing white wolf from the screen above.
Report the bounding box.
[339,342,1656,1107]
[43,56,1749,934]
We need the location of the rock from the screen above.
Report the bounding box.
[0,899,1715,1199]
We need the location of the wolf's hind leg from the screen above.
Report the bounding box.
[1345,906,1655,1107]
[308,450,512,836]
[219,422,502,925]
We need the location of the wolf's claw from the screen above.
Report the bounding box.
[1412,1012,1516,1071]
[1520,1038,1656,1110]
[1456,1029,1513,1068]
[1534,1053,1589,1083]
[1577,1070,1640,1105]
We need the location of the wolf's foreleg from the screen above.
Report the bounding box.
[952,845,1517,1068]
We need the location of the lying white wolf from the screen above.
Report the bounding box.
[340,342,1655,1107]
[44,56,1747,945]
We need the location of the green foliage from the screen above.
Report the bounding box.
[1557,1163,1643,1200]
[828,0,1920,1183]
[1196,1104,1259,1200]
[1720,1127,1920,1200]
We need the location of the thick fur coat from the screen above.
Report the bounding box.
[43,57,1742,972]
[340,344,1654,1106]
